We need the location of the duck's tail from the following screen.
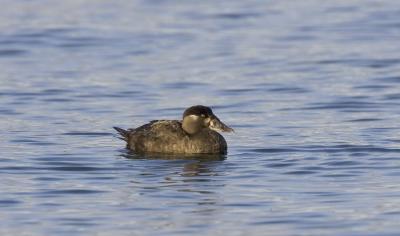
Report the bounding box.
[113,127,129,141]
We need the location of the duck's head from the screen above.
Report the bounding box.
[182,105,234,135]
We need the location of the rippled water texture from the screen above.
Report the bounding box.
[1,1,400,235]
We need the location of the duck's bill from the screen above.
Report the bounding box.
[209,116,234,132]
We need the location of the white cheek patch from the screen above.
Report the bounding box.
[209,120,214,126]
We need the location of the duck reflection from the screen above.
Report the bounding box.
[120,151,226,217]
[121,151,226,161]
[121,151,226,178]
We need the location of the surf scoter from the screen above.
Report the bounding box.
[114,105,233,154]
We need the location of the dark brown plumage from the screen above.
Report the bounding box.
[114,105,233,154]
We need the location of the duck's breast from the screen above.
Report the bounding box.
[189,130,227,154]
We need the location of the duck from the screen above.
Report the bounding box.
[114,105,233,154]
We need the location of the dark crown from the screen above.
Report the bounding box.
[183,105,213,118]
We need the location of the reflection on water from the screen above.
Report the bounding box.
[118,152,228,231]
[1,0,400,235]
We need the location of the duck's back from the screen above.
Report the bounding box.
[115,120,227,154]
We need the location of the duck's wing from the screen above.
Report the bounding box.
[139,120,187,153]
[113,120,159,142]
[116,120,186,152]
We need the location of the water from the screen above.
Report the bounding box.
[1,0,400,235]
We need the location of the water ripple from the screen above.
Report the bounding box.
[62,132,113,136]
[247,145,400,153]
[316,58,400,68]
[0,49,27,57]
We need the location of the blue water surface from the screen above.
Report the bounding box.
[1,1,400,235]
